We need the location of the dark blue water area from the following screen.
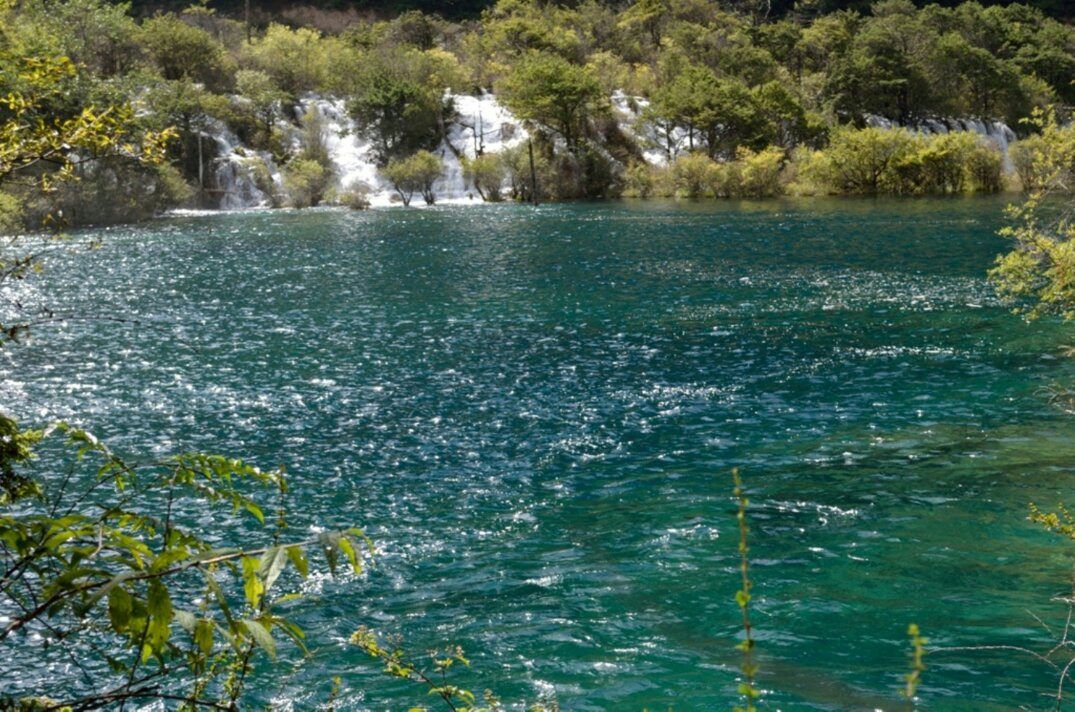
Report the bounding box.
[4,196,1075,710]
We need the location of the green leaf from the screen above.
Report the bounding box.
[87,571,139,608]
[272,616,308,655]
[320,532,340,576]
[347,527,375,555]
[243,500,265,524]
[107,586,132,633]
[242,618,276,658]
[338,536,360,574]
[286,545,308,579]
[202,568,236,632]
[144,579,173,660]
[194,619,214,656]
[241,556,264,609]
[259,546,288,592]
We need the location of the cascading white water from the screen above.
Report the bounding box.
[434,91,529,201]
[204,120,277,210]
[203,92,1026,210]
[291,92,528,206]
[296,97,384,200]
[865,114,1018,171]
[611,90,693,165]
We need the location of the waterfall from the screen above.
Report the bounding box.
[435,91,528,202]
[612,90,692,165]
[195,93,1027,210]
[864,114,1017,171]
[296,97,385,201]
[292,92,528,206]
[205,120,277,210]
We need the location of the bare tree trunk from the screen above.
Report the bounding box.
[528,138,538,205]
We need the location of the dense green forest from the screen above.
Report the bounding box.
[1,0,1073,224]
[128,0,1075,21]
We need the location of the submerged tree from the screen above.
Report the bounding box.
[383,150,443,206]
[462,153,507,201]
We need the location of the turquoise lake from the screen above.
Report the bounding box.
[6,197,1075,710]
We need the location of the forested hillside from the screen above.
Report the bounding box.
[1,0,1073,224]
[127,0,1075,20]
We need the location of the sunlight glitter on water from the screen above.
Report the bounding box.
[5,198,1075,710]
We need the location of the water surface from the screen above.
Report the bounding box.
[4,197,1075,710]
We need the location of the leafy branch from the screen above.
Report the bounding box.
[0,413,372,709]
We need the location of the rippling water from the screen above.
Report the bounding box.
[5,197,1075,710]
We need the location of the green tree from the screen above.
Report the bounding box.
[348,71,446,165]
[462,152,506,201]
[387,9,441,50]
[618,0,669,48]
[243,24,334,99]
[235,69,286,151]
[0,49,173,231]
[20,0,143,78]
[140,14,234,92]
[497,52,604,152]
[648,65,768,159]
[825,3,936,122]
[990,111,1075,319]
[751,80,811,150]
[140,77,228,194]
[382,150,443,206]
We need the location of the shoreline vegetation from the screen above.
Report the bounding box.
[1,0,1073,228]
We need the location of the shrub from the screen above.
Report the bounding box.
[623,161,661,198]
[335,181,372,210]
[725,146,786,198]
[798,127,1005,196]
[814,126,921,194]
[966,140,1004,193]
[669,152,720,199]
[283,158,328,208]
[1009,118,1075,193]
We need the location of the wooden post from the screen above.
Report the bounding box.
[245,0,251,42]
[527,138,538,205]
